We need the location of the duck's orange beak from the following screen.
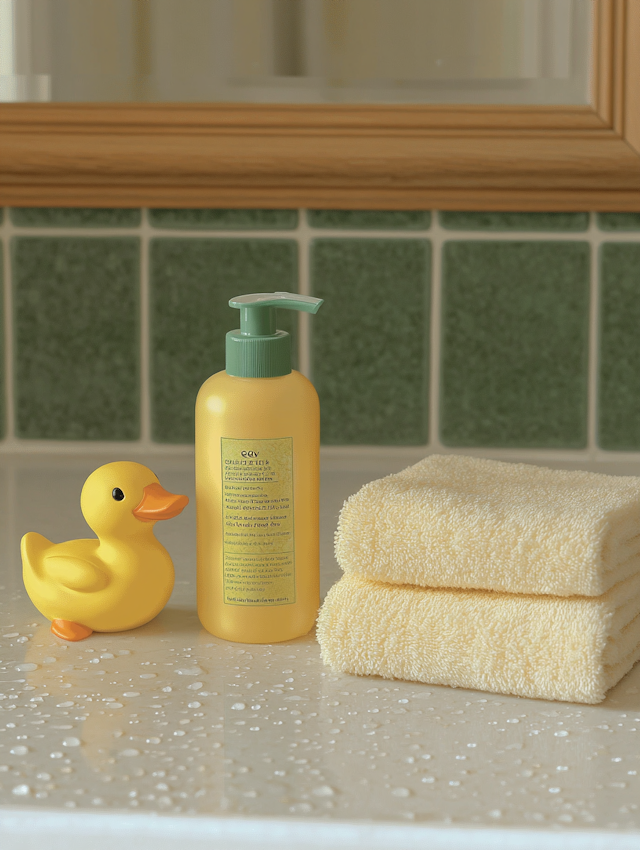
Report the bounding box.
[133,483,189,522]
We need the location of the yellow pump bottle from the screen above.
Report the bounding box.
[196,292,323,643]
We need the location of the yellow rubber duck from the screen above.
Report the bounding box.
[21,461,189,642]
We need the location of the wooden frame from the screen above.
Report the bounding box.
[0,0,639,210]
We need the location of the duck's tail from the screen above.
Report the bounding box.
[21,532,52,580]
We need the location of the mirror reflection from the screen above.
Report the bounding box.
[0,0,592,104]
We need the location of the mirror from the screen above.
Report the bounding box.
[0,0,592,105]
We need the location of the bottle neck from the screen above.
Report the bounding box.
[225,329,292,378]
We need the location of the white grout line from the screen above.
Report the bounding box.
[10,222,640,242]
[427,215,443,453]
[0,437,194,456]
[139,208,151,442]
[586,211,600,459]
[2,208,640,460]
[2,208,15,440]
[296,210,312,379]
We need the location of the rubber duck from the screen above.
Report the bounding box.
[21,461,189,642]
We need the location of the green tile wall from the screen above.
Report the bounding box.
[3,208,640,452]
[149,209,298,230]
[439,212,589,231]
[11,208,141,228]
[150,238,298,443]
[598,244,640,450]
[311,238,430,445]
[13,237,140,440]
[308,210,431,230]
[597,213,640,232]
[440,241,590,448]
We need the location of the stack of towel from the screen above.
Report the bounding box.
[317,455,640,703]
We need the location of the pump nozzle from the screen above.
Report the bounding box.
[226,291,323,378]
[229,292,323,337]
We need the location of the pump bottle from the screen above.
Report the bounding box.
[195,292,323,643]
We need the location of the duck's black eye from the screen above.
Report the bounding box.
[112,488,125,501]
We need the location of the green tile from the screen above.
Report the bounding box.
[311,239,430,445]
[148,209,298,230]
[150,239,298,443]
[597,213,640,231]
[308,210,430,229]
[598,243,640,449]
[11,208,141,227]
[439,211,589,231]
[13,237,140,440]
[441,241,590,448]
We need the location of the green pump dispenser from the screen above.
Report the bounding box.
[226,291,323,378]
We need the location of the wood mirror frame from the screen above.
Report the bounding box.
[0,0,638,211]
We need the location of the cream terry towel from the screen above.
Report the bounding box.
[336,455,640,597]
[317,573,640,704]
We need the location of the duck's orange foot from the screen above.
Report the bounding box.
[51,619,93,641]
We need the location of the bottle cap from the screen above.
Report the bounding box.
[226,291,323,378]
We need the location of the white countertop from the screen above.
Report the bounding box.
[2,450,640,850]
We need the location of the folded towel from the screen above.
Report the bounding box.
[335,454,640,597]
[317,572,640,703]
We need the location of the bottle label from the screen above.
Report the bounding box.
[221,437,295,606]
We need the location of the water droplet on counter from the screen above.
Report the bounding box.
[4,633,19,638]
[57,701,74,708]
[231,703,246,711]
[289,802,313,814]
[140,673,157,679]
[187,682,203,691]
[391,787,411,798]
[549,787,561,794]
[123,692,140,698]
[10,746,29,756]
[50,752,63,759]
[188,702,201,709]
[175,667,203,676]
[162,687,172,693]
[36,772,51,781]
[12,784,31,796]
[312,785,335,797]
[15,663,38,672]
[62,737,81,748]
[489,809,502,819]
[121,749,140,758]
[555,731,569,737]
